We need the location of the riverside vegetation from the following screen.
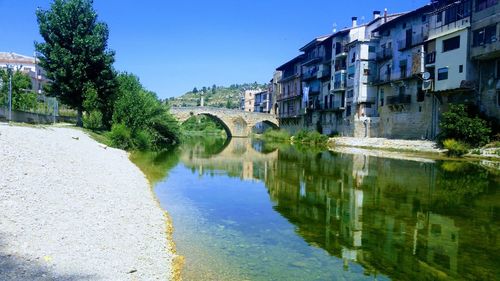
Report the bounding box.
[33,0,180,151]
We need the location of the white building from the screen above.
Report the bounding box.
[0,52,49,96]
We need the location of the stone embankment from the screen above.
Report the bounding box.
[0,124,174,280]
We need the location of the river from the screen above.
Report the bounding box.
[132,137,499,281]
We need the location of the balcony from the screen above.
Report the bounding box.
[318,68,331,79]
[373,72,391,85]
[425,51,436,65]
[376,49,393,61]
[397,33,427,51]
[386,95,411,105]
[334,64,347,72]
[302,70,318,81]
[320,101,345,112]
[332,80,346,92]
[335,45,349,58]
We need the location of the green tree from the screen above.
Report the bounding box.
[0,69,37,111]
[192,87,198,93]
[113,73,180,149]
[439,104,491,147]
[35,0,116,127]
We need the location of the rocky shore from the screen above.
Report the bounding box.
[0,124,174,280]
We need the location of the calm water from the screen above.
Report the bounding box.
[134,138,499,281]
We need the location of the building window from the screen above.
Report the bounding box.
[438,67,449,80]
[399,86,406,96]
[369,46,376,53]
[476,0,498,12]
[417,81,425,102]
[497,91,500,107]
[496,59,500,79]
[443,36,460,52]
[472,24,497,47]
[437,12,442,23]
[459,65,463,73]
[380,89,384,107]
[347,90,354,98]
[346,103,352,116]
[351,52,356,63]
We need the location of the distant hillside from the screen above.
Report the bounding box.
[167,83,267,109]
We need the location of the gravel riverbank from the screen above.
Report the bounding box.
[329,137,445,154]
[0,124,174,280]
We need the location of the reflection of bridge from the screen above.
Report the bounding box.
[180,138,278,181]
[170,107,278,137]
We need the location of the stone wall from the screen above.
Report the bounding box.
[170,107,278,137]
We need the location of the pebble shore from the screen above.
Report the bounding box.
[0,124,173,280]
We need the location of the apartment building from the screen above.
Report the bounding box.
[0,52,49,96]
[273,0,499,139]
[470,0,500,124]
[243,89,261,112]
[371,5,436,139]
[276,55,305,133]
[270,71,282,115]
[325,12,402,137]
[253,90,273,113]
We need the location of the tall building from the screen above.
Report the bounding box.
[276,55,305,133]
[470,0,500,125]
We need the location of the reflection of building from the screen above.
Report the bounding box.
[0,52,49,96]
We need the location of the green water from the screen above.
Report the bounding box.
[136,138,500,281]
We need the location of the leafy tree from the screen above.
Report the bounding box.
[192,87,198,93]
[212,84,217,95]
[439,104,491,147]
[0,69,37,111]
[113,73,180,149]
[35,0,116,127]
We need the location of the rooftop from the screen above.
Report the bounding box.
[0,52,36,65]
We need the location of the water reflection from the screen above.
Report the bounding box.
[149,138,499,280]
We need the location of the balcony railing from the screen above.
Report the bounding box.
[397,33,427,51]
[376,49,393,61]
[387,95,411,105]
[333,80,346,91]
[302,70,318,81]
[318,68,331,79]
[334,64,347,72]
[425,51,436,64]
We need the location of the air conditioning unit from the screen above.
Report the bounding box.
[422,79,433,91]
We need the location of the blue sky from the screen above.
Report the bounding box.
[0,0,429,98]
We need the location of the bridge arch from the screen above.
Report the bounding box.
[181,113,233,138]
[170,107,279,138]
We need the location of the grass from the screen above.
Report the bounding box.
[293,130,329,146]
[261,129,291,143]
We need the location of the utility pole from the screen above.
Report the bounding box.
[6,65,13,121]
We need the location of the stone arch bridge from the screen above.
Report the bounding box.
[170,107,278,137]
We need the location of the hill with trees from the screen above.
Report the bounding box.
[167,82,267,109]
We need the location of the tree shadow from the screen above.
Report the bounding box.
[0,235,96,281]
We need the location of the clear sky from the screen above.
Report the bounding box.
[0,0,429,98]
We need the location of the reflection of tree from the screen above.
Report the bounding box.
[129,149,181,185]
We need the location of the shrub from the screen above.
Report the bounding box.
[83,110,103,130]
[294,130,328,146]
[108,123,133,150]
[262,129,291,142]
[133,130,152,151]
[439,104,491,147]
[443,139,469,157]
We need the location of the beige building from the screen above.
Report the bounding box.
[0,52,49,96]
[242,89,262,112]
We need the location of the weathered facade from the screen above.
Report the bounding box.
[470,0,500,126]
[276,55,305,134]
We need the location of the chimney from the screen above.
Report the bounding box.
[373,11,381,20]
[352,17,358,27]
[384,8,388,23]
